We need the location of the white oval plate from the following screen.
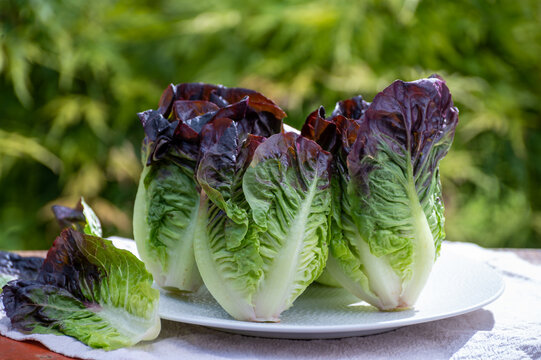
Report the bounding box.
[158,249,504,339]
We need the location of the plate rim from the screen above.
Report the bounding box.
[158,253,505,335]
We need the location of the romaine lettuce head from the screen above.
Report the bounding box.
[156,82,286,137]
[194,128,332,322]
[134,83,285,292]
[2,228,160,350]
[325,75,458,310]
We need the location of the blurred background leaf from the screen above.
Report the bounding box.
[0,0,539,249]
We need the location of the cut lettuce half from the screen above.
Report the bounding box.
[303,75,458,310]
[195,129,332,321]
[338,75,458,309]
[2,228,160,350]
[134,83,285,293]
[134,150,202,292]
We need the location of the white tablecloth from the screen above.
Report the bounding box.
[1,241,540,360]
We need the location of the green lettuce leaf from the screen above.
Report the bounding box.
[2,228,160,350]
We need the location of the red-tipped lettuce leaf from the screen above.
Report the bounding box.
[0,252,43,292]
[2,229,160,350]
[331,95,370,120]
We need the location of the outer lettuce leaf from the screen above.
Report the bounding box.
[52,198,102,237]
[195,131,332,321]
[2,199,101,292]
[2,229,160,350]
[314,268,342,287]
[329,75,458,310]
[3,198,100,293]
[0,252,43,293]
[244,133,332,320]
[52,203,86,232]
[301,103,364,288]
[134,109,202,292]
[134,83,285,292]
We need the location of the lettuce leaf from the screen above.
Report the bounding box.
[0,252,43,293]
[303,75,458,310]
[52,198,102,237]
[2,228,160,350]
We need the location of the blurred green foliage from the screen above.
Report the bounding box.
[0,0,540,250]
